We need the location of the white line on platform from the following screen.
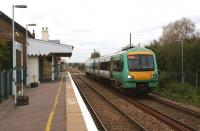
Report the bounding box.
[68,72,98,131]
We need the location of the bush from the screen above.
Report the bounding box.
[158,72,173,88]
[153,81,200,107]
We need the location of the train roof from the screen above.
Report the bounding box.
[86,47,154,62]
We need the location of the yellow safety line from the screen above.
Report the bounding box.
[45,75,64,131]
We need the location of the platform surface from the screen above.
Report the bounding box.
[0,72,95,131]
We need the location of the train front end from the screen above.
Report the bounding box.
[123,49,158,94]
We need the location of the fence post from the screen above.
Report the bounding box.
[21,67,23,96]
[10,70,13,95]
[7,71,10,97]
[0,71,1,102]
[4,71,7,99]
[23,66,27,86]
[0,70,5,102]
[196,72,198,89]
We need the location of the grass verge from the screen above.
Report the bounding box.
[153,82,200,107]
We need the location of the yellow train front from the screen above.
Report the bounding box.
[85,47,158,95]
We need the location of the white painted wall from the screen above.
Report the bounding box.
[27,56,39,85]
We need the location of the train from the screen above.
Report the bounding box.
[85,47,158,95]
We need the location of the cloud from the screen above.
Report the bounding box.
[71,29,94,33]
[1,0,200,62]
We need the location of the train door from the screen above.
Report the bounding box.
[111,56,123,87]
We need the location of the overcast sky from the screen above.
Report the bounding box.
[1,0,200,62]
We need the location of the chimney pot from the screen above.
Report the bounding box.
[32,30,35,39]
[42,26,49,41]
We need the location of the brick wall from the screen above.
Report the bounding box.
[0,17,27,68]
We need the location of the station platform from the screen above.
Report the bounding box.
[0,72,97,131]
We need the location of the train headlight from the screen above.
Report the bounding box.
[128,75,132,78]
[151,74,157,79]
[128,75,134,79]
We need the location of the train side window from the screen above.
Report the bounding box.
[100,61,110,70]
[112,60,123,72]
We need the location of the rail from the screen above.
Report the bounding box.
[149,93,200,118]
[125,97,196,131]
[75,76,147,131]
[73,77,107,131]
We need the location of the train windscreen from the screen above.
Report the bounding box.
[128,55,154,71]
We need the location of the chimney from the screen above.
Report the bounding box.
[32,30,35,39]
[42,27,49,41]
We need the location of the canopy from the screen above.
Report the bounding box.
[28,38,73,57]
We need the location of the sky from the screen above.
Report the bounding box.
[1,0,200,62]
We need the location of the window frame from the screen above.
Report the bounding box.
[128,54,154,71]
[112,60,123,72]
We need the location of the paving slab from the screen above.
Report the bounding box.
[0,77,66,131]
[0,73,96,131]
[66,76,87,131]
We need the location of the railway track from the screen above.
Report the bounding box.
[73,77,107,131]
[129,93,200,130]
[131,94,200,131]
[126,98,197,131]
[148,93,200,118]
[73,75,146,131]
[76,74,200,131]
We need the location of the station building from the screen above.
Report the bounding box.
[0,10,33,83]
[0,10,73,101]
[27,27,73,85]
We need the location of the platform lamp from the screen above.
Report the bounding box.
[26,24,36,89]
[12,5,27,105]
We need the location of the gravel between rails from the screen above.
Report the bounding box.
[80,76,174,131]
[150,93,200,114]
[135,97,200,130]
[73,77,144,131]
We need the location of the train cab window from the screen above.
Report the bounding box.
[112,60,123,72]
[141,55,153,69]
[128,55,154,71]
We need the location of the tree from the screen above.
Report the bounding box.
[0,40,11,71]
[90,50,100,58]
[78,63,85,71]
[160,17,195,44]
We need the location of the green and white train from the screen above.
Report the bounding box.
[85,47,158,94]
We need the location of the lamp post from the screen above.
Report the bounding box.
[26,24,36,89]
[12,5,27,105]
